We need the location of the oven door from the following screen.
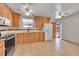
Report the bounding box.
[5,35,15,56]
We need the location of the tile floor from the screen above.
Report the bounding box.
[13,38,79,56]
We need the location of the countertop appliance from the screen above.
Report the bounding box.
[42,23,53,41]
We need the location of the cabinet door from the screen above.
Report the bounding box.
[0,4,9,19]
[12,12,20,27]
[0,40,5,56]
[34,16,50,28]
[46,19,50,23]
[0,4,5,17]
[24,32,36,43]
[16,33,24,45]
[34,16,43,28]
[30,32,35,43]
[0,46,5,56]
[28,33,32,43]
[39,32,44,42]
[24,33,28,44]
[0,8,3,16]
[36,20,40,28]
[20,33,24,44]
[43,18,50,23]
[34,32,39,42]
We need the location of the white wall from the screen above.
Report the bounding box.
[62,12,79,44]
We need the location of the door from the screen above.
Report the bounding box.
[53,22,56,38]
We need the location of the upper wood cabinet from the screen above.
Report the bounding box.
[0,3,20,27]
[34,16,50,28]
[12,12,20,27]
[0,3,12,20]
[0,3,6,17]
[0,3,13,27]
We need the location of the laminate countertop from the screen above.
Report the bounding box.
[0,29,44,35]
[0,38,5,41]
[0,26,44,35]
[6,30,44,34]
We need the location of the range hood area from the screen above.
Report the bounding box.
[0,16,11,26]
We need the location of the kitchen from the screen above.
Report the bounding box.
[0,3,54,56]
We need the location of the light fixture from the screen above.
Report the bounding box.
[25,9,33,16]
[29,9,33,13]
[23,3,33,16]
[26,12,30,16]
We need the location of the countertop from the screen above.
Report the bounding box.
[0,37,6,40]
[0,26,42,31]
[0,26,41,30]
[6,30,44,34]
[0,27,44,37]
[0,31,44,41]
[0,29,43,34]
[0,39,4,42]
[0,26,44,40]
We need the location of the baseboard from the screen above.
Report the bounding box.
[62,38,79,45]
[45,40,52,42]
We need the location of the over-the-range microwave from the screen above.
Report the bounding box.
[0,16,11,26]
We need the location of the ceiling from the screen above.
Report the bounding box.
[7,3,79,20]
[61,3,79,17]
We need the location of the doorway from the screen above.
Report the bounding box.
[56,19,62,39]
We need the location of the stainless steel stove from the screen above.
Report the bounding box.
[5,34,15,56]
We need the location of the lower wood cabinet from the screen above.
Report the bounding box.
[16,33,24,44]
[23,33,29,43]
[0,40,5,56]
[15,32,44,45]
[34,32,40,42]
[39,32,45,41]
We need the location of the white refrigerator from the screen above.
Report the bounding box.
[42,23,53,41]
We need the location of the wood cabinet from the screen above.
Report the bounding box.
[16,33,24,44]
[0,3,7,18]
[0,40,5,56]
[12,12,20,27]
[39,32,44,41]
[28,33,34,43]
[16,32,44,45]
[0,3,20,27]
[34,32,39,42]
[0,3,13,20]
[23,33,26,44]
[34,16,50,28]
[24,33,29,43]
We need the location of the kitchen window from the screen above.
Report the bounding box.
[22,18,34,29]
